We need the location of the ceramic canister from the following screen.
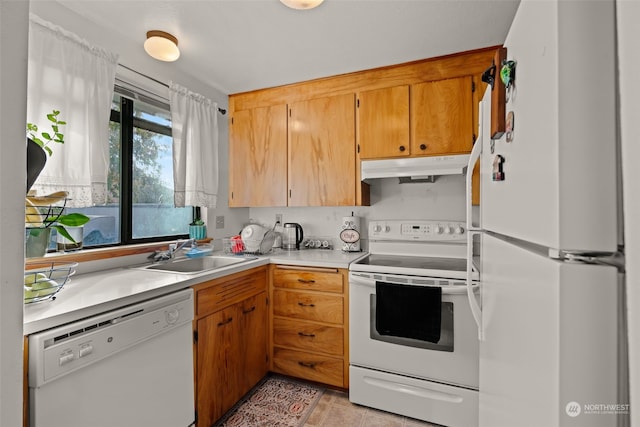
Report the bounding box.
[339,216,361,252]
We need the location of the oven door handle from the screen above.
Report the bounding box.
[349,274,476,295]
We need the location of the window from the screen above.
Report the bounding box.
[67,89,192,247]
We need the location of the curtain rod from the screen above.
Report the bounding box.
[118,64,227,115]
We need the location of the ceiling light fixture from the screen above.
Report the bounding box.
[279,0,324,10]
[144,30,180,62]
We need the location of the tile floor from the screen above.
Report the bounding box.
[304,388,441,427]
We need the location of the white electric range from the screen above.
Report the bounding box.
[349,219,479,427]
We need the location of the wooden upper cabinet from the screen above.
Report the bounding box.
[357,77,475,159]
[228,47,499,207]
[357,85,410,159]
[228,104,287,207]
[288,93,356,206]
[411,76,475,156]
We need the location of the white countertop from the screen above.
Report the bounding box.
[24,249,367,335]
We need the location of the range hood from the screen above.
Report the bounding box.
[360,154,470,181]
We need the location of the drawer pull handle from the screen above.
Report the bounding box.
[298,332,316,338]
[217,317,233,327]
[298,302,316,307]
[242,306,256,314]
[297,279,316,284]
[298,361,316,369]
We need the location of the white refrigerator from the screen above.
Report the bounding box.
[465,1,628,426]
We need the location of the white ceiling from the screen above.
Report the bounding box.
[55,0,520,95]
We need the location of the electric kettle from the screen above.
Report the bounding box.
[282,223,304,250]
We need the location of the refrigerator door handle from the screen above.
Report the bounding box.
[466,138,483,340]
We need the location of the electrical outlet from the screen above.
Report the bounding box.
[215,215,225,229]
[275,213,283,225]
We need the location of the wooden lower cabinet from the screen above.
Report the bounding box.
[239,293,268,392]
[272,289,344,324]
[270,265,349,389]
[196,304,242,425]
[272,348,344,388]
[273,317,344,356]
[193,266,268,427]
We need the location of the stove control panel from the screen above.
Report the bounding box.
[369,220,466,242]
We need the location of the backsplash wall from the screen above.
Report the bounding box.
[248,175,466,250]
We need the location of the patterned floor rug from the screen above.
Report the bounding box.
[214,374,326,427]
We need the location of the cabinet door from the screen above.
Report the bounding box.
[229,104,288,207]
[411,76,474,156]
[288,94,356,206]
[196,305,241,427]
[357,85,410,159]
[239,292,268,392]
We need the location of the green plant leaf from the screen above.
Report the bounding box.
[57,213,90,227]
[28,228,45,237]
[52,225,76,243]
[27,109,66,158]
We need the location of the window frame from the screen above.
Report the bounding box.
[107,93,191,246]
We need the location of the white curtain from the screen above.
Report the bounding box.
[169,82,219,208]
[27,14,118,207]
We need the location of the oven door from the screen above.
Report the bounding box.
[349,271,479,389]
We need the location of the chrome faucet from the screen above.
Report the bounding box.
[147,238,196,262]
[169,238,196,258]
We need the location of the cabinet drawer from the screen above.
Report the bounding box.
[273,289,343,324]
[273,317,343,356]
[272,348,344,388]
[196,268,266,316]
[273,267,343,293]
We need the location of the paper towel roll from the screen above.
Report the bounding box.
[340,216,361,252]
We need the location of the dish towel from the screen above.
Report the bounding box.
[375,281,442,343]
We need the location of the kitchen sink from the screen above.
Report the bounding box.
[137,255,255,274]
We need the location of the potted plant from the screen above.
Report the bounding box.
[188,206,207,240]
[25,192,90,257]
[25,111,90,256]
[26,109,66,193]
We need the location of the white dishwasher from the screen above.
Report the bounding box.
[28,288,195,427]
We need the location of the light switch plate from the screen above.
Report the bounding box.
[215,216,224,229]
